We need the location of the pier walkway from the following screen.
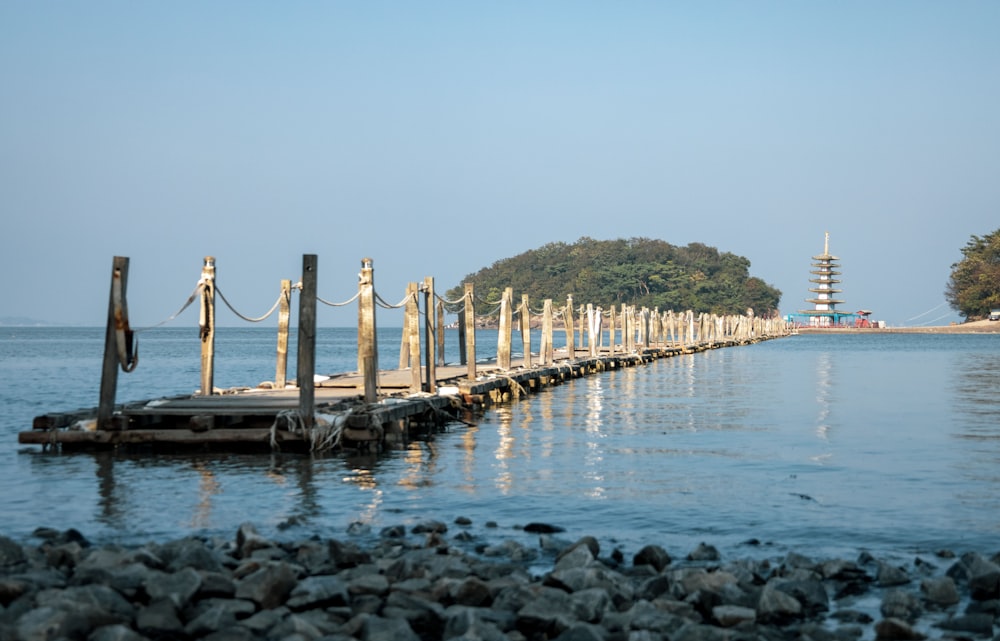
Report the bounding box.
[19,255,790,453]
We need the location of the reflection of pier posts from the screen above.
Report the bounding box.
[297,254,318,428]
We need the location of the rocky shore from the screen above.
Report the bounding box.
[1,520,998,641]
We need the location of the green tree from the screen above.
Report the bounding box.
[946,228,1000,320]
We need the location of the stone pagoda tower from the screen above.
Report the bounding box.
[800,232,846,326]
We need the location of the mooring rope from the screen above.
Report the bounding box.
[216,286,284,323]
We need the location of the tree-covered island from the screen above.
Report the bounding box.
[445,237,781,319]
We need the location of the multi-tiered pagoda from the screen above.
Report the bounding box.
[798,232,849,326]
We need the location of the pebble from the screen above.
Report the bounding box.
[0,523,997,641]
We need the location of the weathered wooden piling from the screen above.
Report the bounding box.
[297,254,318,429]
[199,256,216,396]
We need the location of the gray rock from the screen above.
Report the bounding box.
[135,598,185,638]
[687,543,720,562]
[15,605,90,641]
[412,520,448,534]
[873,616,926,640]
[88,623,151,641]
[619,600,688,636]
[516,586,577,636]
[235,522,274,559]
[555,544,595,571]
[936,612,995,636]
[775,577,829,616]
[362,614,420,641]
[920,575,959,607]
[348,572,390,597]
[234,561,298,609]
[0,537,26,569]
[757,580,803,623]
[633,544,671,572]
[443,606,509,641]
[449,576,492,607]
[880,588,922,622]
[552,622,608,641]
[37,583,135,626]
[158,536,225,573]
[287,574,351,610]
[967,553,1000,600]
[877,562,911,587]
[144,565,202,608]
[329,538,372,568]
[568,587,611,623]
[711,604,756,627]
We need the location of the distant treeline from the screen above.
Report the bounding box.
[446,237,781,317]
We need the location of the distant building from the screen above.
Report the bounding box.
[786,232,857,327]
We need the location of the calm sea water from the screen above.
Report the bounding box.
[1,326,998,565]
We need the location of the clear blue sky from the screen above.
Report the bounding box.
[2,2,997,328]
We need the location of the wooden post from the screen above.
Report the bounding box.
[578,305,586,350]
[541,298,553,365]
[608,304,616,354]
[422,276,436,392]
[297,254,318,429]
[274,279,291,389]
[358,258,378,403]
[586,303,596,357]
[405,282,421,393]
[520,294,532,368]
[498,287,513,370]
[464,283,476,380]
[199,256,216,396]
[564,295,574,359]
[436,299,446,367]
[98,256,129,430]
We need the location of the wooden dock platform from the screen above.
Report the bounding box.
[18,339,761,453]
[19,254,791,453]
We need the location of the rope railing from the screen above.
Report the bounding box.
[216,286,285,323]
[374,290,413,310]
[135,280,205,333]
[317,290,361,307]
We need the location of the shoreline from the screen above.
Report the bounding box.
[796,319,1000,335]
[1,521,997,640]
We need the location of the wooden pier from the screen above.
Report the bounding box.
[19,255,790,453]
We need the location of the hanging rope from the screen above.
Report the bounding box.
[135,281,204,332]
[375,290,413,309]
[216,286,284,323]
[317,290,361,307]
[435,292,467,306]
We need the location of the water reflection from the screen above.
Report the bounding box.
[814,351,833,442]
[583,377,606,499]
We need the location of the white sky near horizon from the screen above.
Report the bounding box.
[2,2,997,329]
